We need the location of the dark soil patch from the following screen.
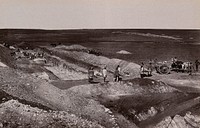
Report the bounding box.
[139,95,200,128]
[51,79,89,90]
[51,78,101,90]
[102,92,198,112]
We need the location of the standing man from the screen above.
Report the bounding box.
[114,65,120,82]
[174,57,178,63]
[140,62,145,78]
[148,59,153,76]
[88,67,94,83]
[195,59,200,72]
[188,62,193,75]
[102,66,107,82]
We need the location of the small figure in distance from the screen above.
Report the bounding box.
[195,59,200,72]
[114,65,121,82]
[102,66,107,82]
[140,62,145,78]
[174,57,178,63]
[173,57,179,72]
[148,59,153,76]
[88,67,94,83]
[188,62,193,75]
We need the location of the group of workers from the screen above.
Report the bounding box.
[88,65,121,83]
[188,59,200,75]
[88,58,200,82]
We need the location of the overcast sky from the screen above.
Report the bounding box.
[0,0,200,29]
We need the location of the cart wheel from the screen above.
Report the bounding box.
[160,65,170,74]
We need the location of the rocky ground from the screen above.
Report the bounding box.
[0,44,200,128]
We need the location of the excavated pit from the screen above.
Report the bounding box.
[2,44,200,127]
[98,78,200,128]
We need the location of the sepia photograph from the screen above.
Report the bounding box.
[0,0,200,127]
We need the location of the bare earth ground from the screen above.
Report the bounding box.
[0,44,200,128]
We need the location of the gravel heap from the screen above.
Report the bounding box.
[0,99,104,128]
[155,112,200,128]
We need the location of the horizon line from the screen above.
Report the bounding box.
[1,27,200,31]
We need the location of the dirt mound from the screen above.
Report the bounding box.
[0,45,15,68]
[116,50,132,54]
[46,45,140,77]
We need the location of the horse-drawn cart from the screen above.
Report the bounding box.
[155,61,190,74]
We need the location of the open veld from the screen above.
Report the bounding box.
[0,29,200,128]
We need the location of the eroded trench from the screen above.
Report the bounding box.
[0,89,52,111]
